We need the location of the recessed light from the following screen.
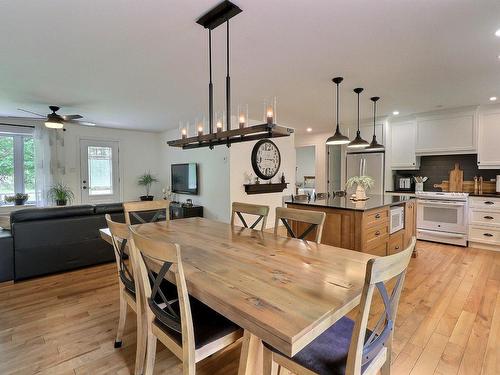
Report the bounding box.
[490,96,497,101]
[495,29,500,37]
[306,127,312,132]
[392,111,399,115]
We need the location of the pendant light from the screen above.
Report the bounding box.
[366,96,385,151]
[326,77,350,145]
[348,87,370,148]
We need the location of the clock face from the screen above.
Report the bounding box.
[251,140,281,180]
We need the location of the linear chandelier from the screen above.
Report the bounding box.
[167,0,293,150]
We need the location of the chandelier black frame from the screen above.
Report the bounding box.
[167,0,293,150]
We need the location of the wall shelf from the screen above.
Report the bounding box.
[244,183,288,195]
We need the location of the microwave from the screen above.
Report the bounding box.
[390,206,405,234]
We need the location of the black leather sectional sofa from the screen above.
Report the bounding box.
[1,203,125,281]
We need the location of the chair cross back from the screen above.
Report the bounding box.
[124,200,170,225]
[275,207,326,243]
[231,202,270,231]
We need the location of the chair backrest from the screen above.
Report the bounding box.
[293,194,310,202]
[315,192,328,200]
[129,227,195,358]
[105,214,135,294]
[123,200,170,225]
[231,202,270,231]
[274,207,326,243]
[345,237,416,374]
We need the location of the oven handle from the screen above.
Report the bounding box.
[417,200,466,207]
[417,229,466,239]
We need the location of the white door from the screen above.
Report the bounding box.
[80,140,120,204]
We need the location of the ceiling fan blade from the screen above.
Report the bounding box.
[17,108,45,117]
[62,114,83,121]
[67,119,95,126]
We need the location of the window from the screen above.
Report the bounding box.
[0,128,35,205]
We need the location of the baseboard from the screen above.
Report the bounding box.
[468,241,500,252]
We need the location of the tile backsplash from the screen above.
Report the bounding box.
[394,154,500,192]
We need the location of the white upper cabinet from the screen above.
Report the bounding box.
[478,111,500,169]
[415,109,477,154]
[390,120,419,170]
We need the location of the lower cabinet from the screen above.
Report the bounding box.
[468,197,500,250]
[388,231,404,255]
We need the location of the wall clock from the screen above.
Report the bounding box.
[251,139,281,180]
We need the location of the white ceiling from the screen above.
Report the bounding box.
[0,0,499,133]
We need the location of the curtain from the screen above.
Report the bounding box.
[34,123,55,206]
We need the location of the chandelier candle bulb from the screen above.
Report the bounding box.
[197,124,204,136]
[181,128,187,139]
[216,120,223,133]
[266,107,274,125]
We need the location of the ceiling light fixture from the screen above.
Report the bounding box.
[495,29,500,37]
[167,1,293,150]
[306,127,312,132]
[44,118,64,129]
[365,96,385,151]
[490,96,497,101]
[326,77,350,145]
[348,88,370,149]
[392,111,400,115]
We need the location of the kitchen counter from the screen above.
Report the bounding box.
[468,192,500,198]
[285,194,412,211]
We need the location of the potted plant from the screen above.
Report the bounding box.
[4,195,16,205]
[48,183,74,206]
[138,172,158,201]
[14,193,28,205]
[345,176,374,201]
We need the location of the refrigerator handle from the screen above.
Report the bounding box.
[362,158,366,175]
[358,158,362,176]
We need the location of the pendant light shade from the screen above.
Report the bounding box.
[326,77,350,145]
[348,87,370,149]
[366,96,385,151]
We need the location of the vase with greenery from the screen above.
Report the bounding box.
[138,172,158,201]
[345,175,374,200]
[48,183,74,206]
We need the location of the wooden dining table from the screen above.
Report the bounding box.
[100,217,374,375]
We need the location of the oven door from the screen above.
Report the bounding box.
[416,199,467,234]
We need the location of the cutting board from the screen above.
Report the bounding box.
[448,163,463,192]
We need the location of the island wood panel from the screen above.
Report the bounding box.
[286,203,363,249]
[404,199,417,250]
[100,218,372,362]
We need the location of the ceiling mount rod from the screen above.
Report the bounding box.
[226,19,231,135]
[208,29,213,135]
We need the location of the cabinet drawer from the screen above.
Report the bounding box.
[364,208,389,228]
[469,197,500,210]
[365,223,389,246]
[469,226,500,245]
[388,232,404,255]
[364,240,387,257]
[470,209,500,227]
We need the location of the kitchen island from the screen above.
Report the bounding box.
[286,194,416,257]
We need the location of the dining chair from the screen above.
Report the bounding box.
[105,214,147,375]
[123,200,170,225]
[275,207,326,243]
[231,202,270,231]
[129,227,243,375]
[263,236,417,375]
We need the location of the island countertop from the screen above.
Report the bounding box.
[285,194,412,211]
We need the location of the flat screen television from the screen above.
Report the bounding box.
[171,163,198,195]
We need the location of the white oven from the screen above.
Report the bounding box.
[416,192,468,246]
[390,206,405,234]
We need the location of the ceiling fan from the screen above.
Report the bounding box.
[17,105,96,129]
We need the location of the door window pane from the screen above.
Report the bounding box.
[23,137,35,202]
[88,146,113,195]
[0,135,14,202]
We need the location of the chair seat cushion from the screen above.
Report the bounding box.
[264,316,373,375]
[154,296,240,350]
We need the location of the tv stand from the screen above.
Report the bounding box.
[170,202,203,220]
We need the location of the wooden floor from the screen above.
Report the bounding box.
[0,241,499,374]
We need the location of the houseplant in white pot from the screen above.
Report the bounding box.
[138,172,158,201]
[346,176,374,201]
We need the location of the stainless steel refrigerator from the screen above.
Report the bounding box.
[346,151,385,195]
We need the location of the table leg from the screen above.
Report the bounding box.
[238,330,263,375]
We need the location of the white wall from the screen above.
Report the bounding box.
[60,123,163,204]
[296,145,315,185]
[160,128,231,222]
[229,134,296,228]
